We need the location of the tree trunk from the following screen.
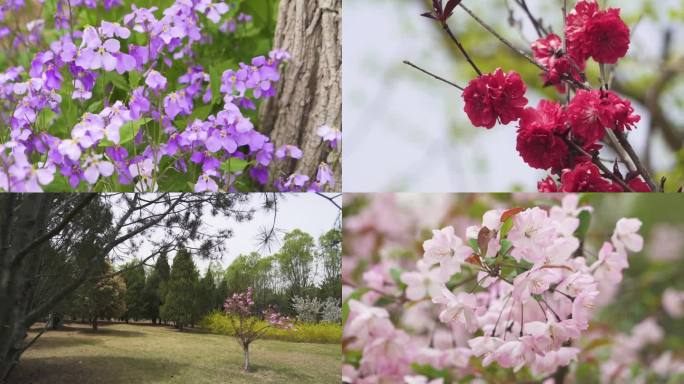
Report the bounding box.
[92,318,98,331]
[242,344,250,372]
[259,0,342,190]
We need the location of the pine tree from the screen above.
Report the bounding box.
[197,269,216,316]
[121,262,147,322]
[160,249,199,330]
[146,253,170,324]
[68,263,127,331]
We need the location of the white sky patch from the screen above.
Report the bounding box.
[112,194,341,275]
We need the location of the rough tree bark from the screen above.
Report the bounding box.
[259,0,342,190]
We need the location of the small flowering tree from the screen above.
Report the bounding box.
[407,0,672,192]
[223,287,293,371]
[343,194,649,383]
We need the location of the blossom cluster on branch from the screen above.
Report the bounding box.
[0,0,339,192]
[342,194,648,383]
[415,0,660,192]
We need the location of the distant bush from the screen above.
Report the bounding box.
[291,296,324,323]
[201,311,341,344]
[321,297,341,324]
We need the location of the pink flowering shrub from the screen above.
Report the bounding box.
[223,287,293,371]
[0,0,339,192]
[410,0,668,193]
[342,194,684,383]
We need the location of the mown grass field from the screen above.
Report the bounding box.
[9,323,340,384]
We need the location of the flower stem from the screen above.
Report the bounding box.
[563,136,635,192]
[459,3,589,91]
[402,60,464,90]
[614,131,658,191]
[441,23,483,77]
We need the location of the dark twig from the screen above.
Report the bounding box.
[562,136,635,192]
[613,131,658,191]
[459,3,590,91]
[442,23,483,76]
[403,60,464,90]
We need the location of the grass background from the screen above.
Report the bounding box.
[9,323,341,384]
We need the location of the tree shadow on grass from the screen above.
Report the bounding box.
[8,355,187,384]
[29,324,147,338]
[27,336,101,350]
[75,327,148,338]
[246,363,313,381]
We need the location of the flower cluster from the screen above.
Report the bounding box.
[0,0,331,192]
[224,287,292,328]
[343,195,645,383]
[224,287,256,317]
[456,0,649,192]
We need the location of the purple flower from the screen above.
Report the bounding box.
[205,128,237,153]
[164,90,192,119]
[196,1,230,24]
[190,150,220,171]
[57,139,82,161]
[128,157,158,192]
[59,159,84,188]
[275,144,303,160]
[76,26,121,71]
[129,87,150,119]
[72,113,105,148]
[145,69,167,91]
[256,142,274,166]
[99,21,131,39]
[151,19,186,45]
[278,173,309,192]
[100,101,132,144]
[124,5,159,34]
[316,125,341,149]
[194,170,219,192]
[316,162,335,187]
[82,154,115,184]
[114,53,136,74]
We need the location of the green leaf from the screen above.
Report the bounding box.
[108,72,129,92]
[42,174,72,192]
[389,268,406,290]
[36,108,56,131]
[99,118,151,147]
[87,100,103,113]
[500,217,514,238]
[220,158,250,173]
[129,71,141,88]
[574,210,592,241]
[342,288,370,325]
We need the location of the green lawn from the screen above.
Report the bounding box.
[9,323,341,384]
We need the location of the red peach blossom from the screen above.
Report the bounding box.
[462,68,528,129]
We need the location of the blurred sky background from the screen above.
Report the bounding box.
[114,194,341,273]
[343,0,684,192]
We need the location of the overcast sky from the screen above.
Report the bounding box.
[114,193,341,275]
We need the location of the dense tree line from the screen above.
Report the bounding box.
[58,227,341,330]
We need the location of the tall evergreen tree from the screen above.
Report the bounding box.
[121,262,147,322]
[160,249,199,330]
[145,253,170,324]
[68,263,127,331]
[197,269,216,316]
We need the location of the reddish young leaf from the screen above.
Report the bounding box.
[443,0,464,20]
[500,207,525,223]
